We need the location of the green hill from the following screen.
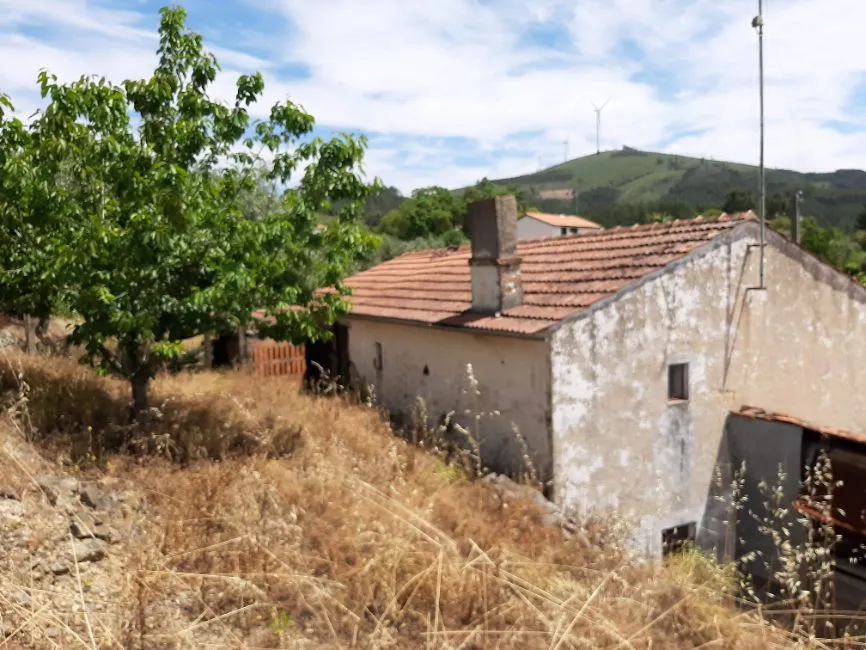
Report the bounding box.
[469,148,866,230]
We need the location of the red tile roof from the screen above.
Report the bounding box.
[734,406,866,446]
[522,211,602,229]
[346,213,754,335]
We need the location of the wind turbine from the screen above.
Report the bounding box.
[591,98,611,155]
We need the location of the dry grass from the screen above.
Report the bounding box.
[0,353,814,648]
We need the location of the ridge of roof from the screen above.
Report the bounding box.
[345,213,752,335]
[390,212,755,259]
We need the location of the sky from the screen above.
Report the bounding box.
[2,0,865,194]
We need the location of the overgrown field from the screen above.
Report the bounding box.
[0,353,821,648]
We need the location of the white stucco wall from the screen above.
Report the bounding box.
[517,216,560,240]
[344,318,552,481]
[549,223,866,556]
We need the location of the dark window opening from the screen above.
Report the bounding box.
[423,364,429,375]
[668,363,689,401]
[569,227,578,234]
[373,342,383,371]
[560,227,567,235]
[662,522,696,555]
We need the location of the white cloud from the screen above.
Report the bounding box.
[2,0,866,192]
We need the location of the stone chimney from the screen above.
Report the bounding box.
[466,195,523,313]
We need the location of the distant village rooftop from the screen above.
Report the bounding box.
[520,211,602,230]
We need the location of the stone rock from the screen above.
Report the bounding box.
[69,511,119,544]
[35,475,79,507]
[95,525,120,544]
[79,485,108,510]
[48,562,70,576]
[0,486,20,501]
[72,538,107,563]
[0,498,25,518]
[70,518,95,540]
[0,329,16,349]
[15,590,30,607]
[482,473,578,537]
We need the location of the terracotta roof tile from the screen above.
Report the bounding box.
[346,215,750,335]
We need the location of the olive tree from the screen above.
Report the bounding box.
[33,6,377,413]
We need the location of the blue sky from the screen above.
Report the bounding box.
[2,0,866,193]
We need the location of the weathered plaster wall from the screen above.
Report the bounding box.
[516,217,558,240]
[550,224,866,557]
[344,318,552,480]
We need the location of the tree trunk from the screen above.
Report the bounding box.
[203,332,213,369]
[35,317,54,354]
[131,375,150,417]
[23,315,38,355]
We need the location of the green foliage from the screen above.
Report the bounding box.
[770,216,866,280]
[1,6,377,413]
[373,178,527,247]
[0,96,72,324]
[271,609,295,637]
[646,213,675,224]
[463,177,528,214]
[857,205,866,232]
[361,230,467,268]
[377,186,464,240]
[723,190,755,213]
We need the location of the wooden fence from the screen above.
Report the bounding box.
[251,340,306,378]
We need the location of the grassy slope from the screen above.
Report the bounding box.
[473,150,866,229]
[0,353,806,648]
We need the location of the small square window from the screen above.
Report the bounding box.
[569,227,578,234]
[560,227,568,235]
[373,342,383,371]
[662,522,696,556]
[668,363,689,401]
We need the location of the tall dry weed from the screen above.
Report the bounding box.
[0,353,811,648]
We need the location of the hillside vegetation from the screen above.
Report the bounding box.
[478,148,866,230]
[0,351,816,649]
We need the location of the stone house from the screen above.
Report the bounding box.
[516,211,602,240]
[327,194,866,560]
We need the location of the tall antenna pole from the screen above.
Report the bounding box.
[591,98,611,155]
[753,3,766,288]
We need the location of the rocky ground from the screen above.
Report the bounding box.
[0,427,147,648]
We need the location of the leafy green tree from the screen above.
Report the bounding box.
[236,162,282,221]
[464,178,528,214]
[856,204,866,232]
[32,6,377,414]
[0,95,73,351]
[766,192,789,218]
[378,186,463,239]
[722,190,755,213]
